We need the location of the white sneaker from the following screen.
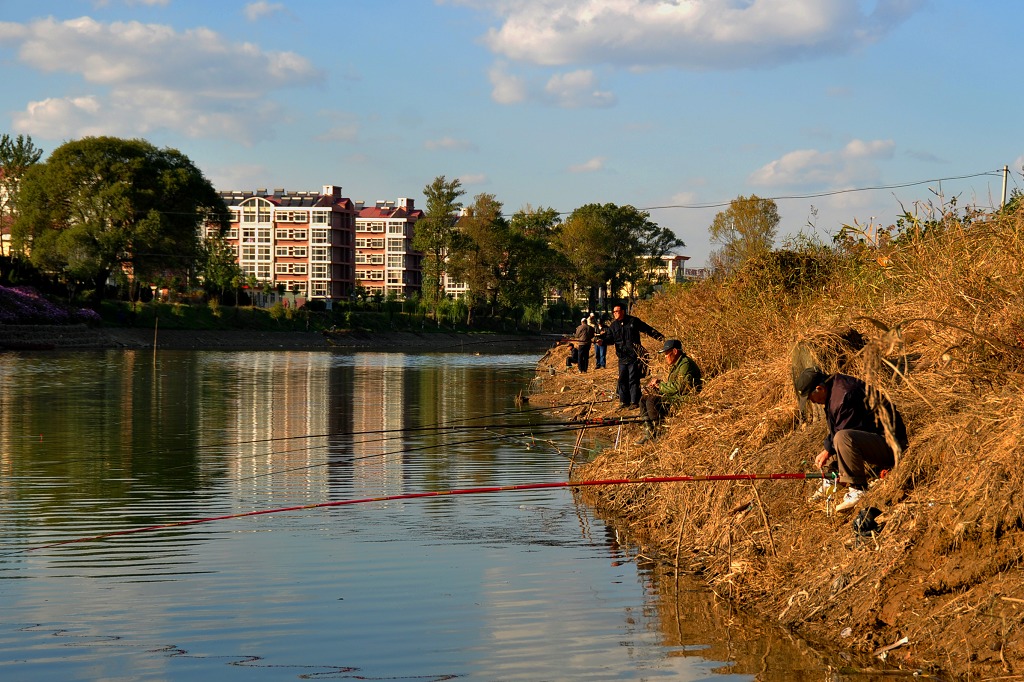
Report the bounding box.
[835,488,865,512]
[809,479,836,502]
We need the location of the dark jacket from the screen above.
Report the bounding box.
[574,323,595,345]
[604,315,664,361]
[822,373,908,456]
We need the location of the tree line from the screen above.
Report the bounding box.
[1,133,781,324]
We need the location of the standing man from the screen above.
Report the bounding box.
[794,368,908,512]
[593,315,608,369]
[574,317,595,373]
[636,339,702,444]
[603,304,665,410]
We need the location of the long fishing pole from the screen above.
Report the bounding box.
[234,418,645,482]
[10,472,832,556]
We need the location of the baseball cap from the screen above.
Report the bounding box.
[658,339,682,354]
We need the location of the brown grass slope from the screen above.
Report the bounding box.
[543,211,1024,678]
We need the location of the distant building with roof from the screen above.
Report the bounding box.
[205,185,357,304]
[353,198,424,298]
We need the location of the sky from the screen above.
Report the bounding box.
[0,0,1021,266]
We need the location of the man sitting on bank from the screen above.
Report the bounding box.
[794,368,908,512]
[636,339,702,445]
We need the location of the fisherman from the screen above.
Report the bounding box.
[794,368,908,512]
[635,339,702,445]
[602,304,665,410]
[574,316,595,373]
[592,314,608,369]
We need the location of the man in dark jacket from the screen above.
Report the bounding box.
[795,368,908,512]
[604,304,665,409]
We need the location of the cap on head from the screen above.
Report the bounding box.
[581,317,587,324]
[794,368,826,397]
[658,339,682,354]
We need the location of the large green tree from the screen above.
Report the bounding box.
[197,234,244,302]
[446,192,507,324]
[411,175,465,319]
[554,203,682,308]
[14,136,225,303]
[708,194,780,275]
[504,205,561,311]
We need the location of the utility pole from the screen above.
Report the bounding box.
[1001,165,1009,208]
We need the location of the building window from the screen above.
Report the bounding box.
[275,263,308,274]
[275,228,308,240]
[311,211,330,225]
[311,229,330,244]
[387,223,404,234]
[361,221,385,233]
[387,272,401,284]
[387,255,403,268]
[311,264,328,277]
[226,228,238,239]
[311,246,329,261]
[387,238,405,251]
[370,238,384,249]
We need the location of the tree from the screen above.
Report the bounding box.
[554,203,682,308]
[14,136,225,304]
[505,205,561,313]
[446,192,507,324]
[708,194,780,275]
[0,134,44,275]
[197,234,244,303]
[411,175,464,320]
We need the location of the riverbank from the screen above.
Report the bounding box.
[527,212,1024,681]
[0,324,558,354]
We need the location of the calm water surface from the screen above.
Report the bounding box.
[1,350,843,681]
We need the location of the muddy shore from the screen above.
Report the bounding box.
[527,343,1024,682]
[0,323,558,354]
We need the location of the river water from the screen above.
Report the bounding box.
[1,350,845,681]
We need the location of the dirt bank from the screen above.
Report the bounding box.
[0,324,557,354]
[528,295,1024,681]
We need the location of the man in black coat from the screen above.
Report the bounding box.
[604,304,665,409]
[795,368,908,512]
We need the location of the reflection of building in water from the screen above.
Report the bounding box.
[220,354,347,502]
[346,354,409,499]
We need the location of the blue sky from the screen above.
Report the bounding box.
[0,0,1020,265]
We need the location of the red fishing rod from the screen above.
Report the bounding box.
[11,471,832,555]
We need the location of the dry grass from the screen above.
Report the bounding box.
[532,209,1024,679]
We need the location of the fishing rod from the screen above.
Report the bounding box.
[9,471,832,556]
[9,398,618,476]
[234,417,645,482]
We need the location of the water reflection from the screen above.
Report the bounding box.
[0,350,867,681]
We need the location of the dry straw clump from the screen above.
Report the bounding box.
[540,206,1024,678]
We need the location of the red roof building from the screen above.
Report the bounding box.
[354,198,424,298]
[206,185,356,303]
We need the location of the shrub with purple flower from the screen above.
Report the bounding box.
[0,286,100,325]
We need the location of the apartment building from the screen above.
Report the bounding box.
[206,185,356,303]
[354,198,424,298]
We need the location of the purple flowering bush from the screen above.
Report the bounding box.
[0,286,100,325]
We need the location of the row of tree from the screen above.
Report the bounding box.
[413,175,686,322]
[2,132,782,320]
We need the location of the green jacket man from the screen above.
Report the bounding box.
[636,339,702,445]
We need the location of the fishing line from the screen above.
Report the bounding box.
[7,472,832,556]
[7,397,613,476]
[233,419,643,483]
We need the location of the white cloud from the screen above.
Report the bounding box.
[544,70,616,108]
[1,16,321,143]
[489,62,616,108]
[569,156,606,173]
[749,139,895,188]
[458,173,489,185]
[244,1,286,21]
[424,136,477,152]
[479,0,923,70]
[488,62,528,104]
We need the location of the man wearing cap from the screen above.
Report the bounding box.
[636,339,702,444]
[794,368,908,512]
[602,305,665,409]
[573,317,595,373]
